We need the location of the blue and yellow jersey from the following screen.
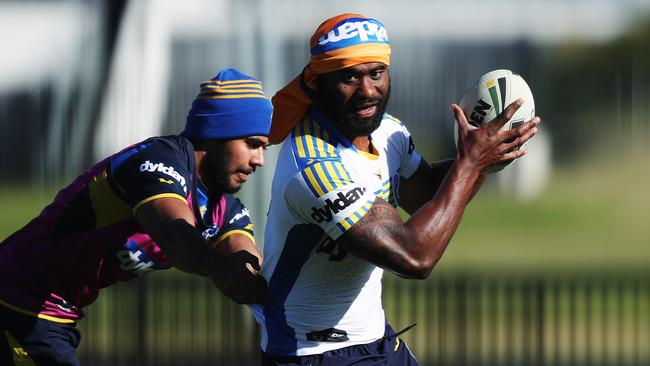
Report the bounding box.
[0,136,253,322]
[251,106,422,356]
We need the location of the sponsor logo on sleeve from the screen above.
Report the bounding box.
[139,160,187,193]
[310,187,366,223]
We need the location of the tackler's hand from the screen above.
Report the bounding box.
[209,250,268,304]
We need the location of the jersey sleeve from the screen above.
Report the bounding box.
[284,159,377,240]
[396,124,422,180]
[212,196,255,243]
[108,140,191,213]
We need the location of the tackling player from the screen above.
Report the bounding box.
[252,14,541,365]
[0,68,271,365]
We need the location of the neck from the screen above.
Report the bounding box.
[351,135,374,153]
[331,123,374,153]
[193,150,205,177]
[193,150,214,195]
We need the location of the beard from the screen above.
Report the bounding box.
[316,81,391,138]
[199,142,241,195]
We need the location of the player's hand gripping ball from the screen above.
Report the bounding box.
[455,69,536,173]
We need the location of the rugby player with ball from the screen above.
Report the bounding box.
[253,13,541,366]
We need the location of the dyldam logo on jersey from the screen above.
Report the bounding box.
[317,20,388,46]
[229,207,250,225]
[139,160,186,191]
[311,187,366,223]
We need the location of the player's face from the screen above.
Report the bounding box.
[200,136,268,194]
[316,62,391,138]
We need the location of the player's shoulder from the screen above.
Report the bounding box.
[283,153,356,201]
[376,113,411,137]
[110,135,193,170]
[289,117,341,164]
[140,135,193,157]
[382,113,404,126]
[367,113,412,151]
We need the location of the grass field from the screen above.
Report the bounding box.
[440,144,650,272]
[1,145,648,272]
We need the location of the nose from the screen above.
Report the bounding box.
[357,76,379,99]
[251,147,265,168]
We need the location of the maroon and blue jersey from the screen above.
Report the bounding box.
[0,136,254,323]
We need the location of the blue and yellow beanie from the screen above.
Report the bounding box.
[182,68,273,140]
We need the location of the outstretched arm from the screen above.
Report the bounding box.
[136,197,267,304]
[338,99,540,278]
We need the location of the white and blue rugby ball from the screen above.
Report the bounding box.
[456,69,536,172]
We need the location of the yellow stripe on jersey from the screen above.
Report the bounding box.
[323,161,344,188]
[314,121,333,144]
[294,117,309,158]
[313,163,335,192]
[214,229,255,244]
[339,217,354,230]
[301,121,314,156]
[336,200,373,231]
[292,117,358,197]
[358,150,379,161]
[373,179,390,199]
[314,124,326,154]
[305,135,317,158]
[132,193,187,215]
[0,299,76,324]
[303,166,327,197]
[333,162,351,181]
[88,170,133,228]
[293,118,337,159]
[301,161,353,198]
[311,121,337,157]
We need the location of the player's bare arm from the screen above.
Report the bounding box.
[136,197,267,303]
[338,100,541,279]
